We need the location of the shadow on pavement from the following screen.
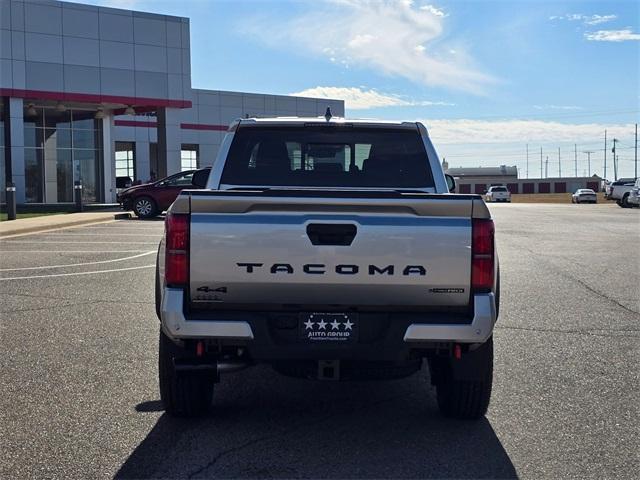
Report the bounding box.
[135,400,164,413]
[116,366,516,479]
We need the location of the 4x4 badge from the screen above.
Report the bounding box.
[196,286,228,293]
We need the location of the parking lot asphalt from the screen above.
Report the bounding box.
[0,204,638,479]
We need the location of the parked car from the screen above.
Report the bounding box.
[118,167,211,218]
[485,186,511,202]
[608,177,637,208]
[115,176,133,197]
[571,189,597,204]
[627,178,640,207]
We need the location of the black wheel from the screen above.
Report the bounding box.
[159,330,215,417]
[133,196,158,218]
[620,193,631,208]
[432,337,493,420]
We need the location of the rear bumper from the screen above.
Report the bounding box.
[160,288,497,353]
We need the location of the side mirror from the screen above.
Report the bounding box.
[445,174,456,193]
[192,168,210,189]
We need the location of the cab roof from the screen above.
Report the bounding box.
[230,116,424,132]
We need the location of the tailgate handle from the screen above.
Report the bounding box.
[306,224,357,246]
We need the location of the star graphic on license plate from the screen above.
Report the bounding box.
[330,319,340,330]
[304,319,315,330]
[317,320,327,330]
[343,319,354,330]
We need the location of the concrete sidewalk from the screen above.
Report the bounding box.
[0,211,131,238]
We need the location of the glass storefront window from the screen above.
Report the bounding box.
[115,142,135,180]
[181,144,199,171]
[73,129,98,150]
[75,149,101,204]
[44,109,72,130]
[24,148,44,203]
[23,106,103,203]
[44,129,72,149]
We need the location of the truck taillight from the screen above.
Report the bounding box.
[165,213,189,287]
[471,218,495,292]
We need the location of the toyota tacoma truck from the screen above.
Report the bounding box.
[155,114,500,420]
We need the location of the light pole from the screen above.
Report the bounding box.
[583,151,594,177]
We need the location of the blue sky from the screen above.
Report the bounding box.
[89,0,638,179]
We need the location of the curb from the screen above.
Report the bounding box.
[0,212,132,238]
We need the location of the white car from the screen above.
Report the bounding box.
[485,186,511,203]
[627,178,640,207]
[571,189,597,204]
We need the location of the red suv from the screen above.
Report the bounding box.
[118,167,211,218]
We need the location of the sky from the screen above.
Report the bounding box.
[87,0,638,179]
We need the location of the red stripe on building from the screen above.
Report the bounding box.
[114,120,158,128]
[180,123,228,131]
[0,88,192,109]
[114,120,229,131]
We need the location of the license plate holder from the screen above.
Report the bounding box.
[299,312,358,343]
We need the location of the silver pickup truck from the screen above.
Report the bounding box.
[156,115,500,420]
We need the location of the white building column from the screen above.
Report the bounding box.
[135,140,151,182]
[157,107,181,178]
[102,113,116,203]
[8,98,25,203]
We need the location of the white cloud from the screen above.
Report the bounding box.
[533,105,583,111]
[420,4,448,18]
[421,119,635,145]
[550,13,617,25]
[585,29,640,42]
[243,0,494,94]
[290,86,455,110]
[584,14,618,25]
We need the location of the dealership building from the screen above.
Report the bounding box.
[0,0,344,205]
[443,163,603,194]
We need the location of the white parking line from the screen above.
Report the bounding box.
[0,250,153,253]
[33,233,162,237]
[0,241,158,244]
[0,264,155,281]
[0,251,156,272]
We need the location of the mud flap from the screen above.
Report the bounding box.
[429,339,492,384]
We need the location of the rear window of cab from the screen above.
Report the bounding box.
[220,126,434,189]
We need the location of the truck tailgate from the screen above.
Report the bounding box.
[187,192,478,308]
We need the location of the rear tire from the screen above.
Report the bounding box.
[133,196,158,218]
[433,337,493,420]
[620,193,631,208]
[159,330,214,417]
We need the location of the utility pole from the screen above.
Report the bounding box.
[604,130,607,179]
[545,156,549,178]
[583,151,594,177]
[526,144,529,179]
[635,123,638,178]
[612,138,618,180]
[558,147,561,178]
[540,147,543,178]
[574,144,578,177]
